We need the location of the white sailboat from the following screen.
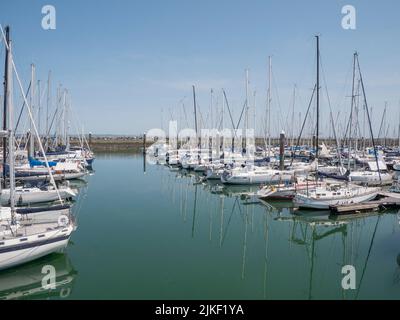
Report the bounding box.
[349,161,393,186]
[0,185,76,206]
[0,25,76,270]
[221,164,294,185]
[257,176,322,200]
[294,183,379,209]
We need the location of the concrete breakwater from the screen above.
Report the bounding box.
[69,135,400,153]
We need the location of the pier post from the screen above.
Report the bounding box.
[312,135,316,151]
[280,131,285,171]
[143,132,146,154]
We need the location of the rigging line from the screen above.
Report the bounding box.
[356,54,382,184]
[221,197,237,246]
[332,55,354,123]
[290,84,317,166]
[0,24,63,203]
[180,98,189,128]
[14,81,31,132]
[320,55,344,168]
[377,104,387,141]
[222,89,238,135]
[271,68,284,132]
[355,215,381,300]
[235,100,247,130]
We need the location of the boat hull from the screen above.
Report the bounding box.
[294,190,378,209]
[0,226,73,271]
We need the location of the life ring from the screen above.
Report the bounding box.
[58,215,69,227]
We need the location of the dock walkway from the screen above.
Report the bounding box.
[330,192,400,215]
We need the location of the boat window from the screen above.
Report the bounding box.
[38,234,45,238]
[0,242,4,245]
[19,238,28,242]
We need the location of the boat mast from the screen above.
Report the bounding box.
[192,85,200,162]
[348,52,357,171]
[291,84,296,146]
[3,26,15,218]
[267,56,272,157]
[29,64,35,157]
[245,69,249,154]
[65,90,70,151]
[46,70,51,149]
[38,80,41,138]
[63,89,67,147]
[356,54,382,184]
[398,101,400,150]
[253,90,256,145]
[2,26,9,188]
[315,35,320,161]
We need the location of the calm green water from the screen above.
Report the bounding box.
[1,152,400,300]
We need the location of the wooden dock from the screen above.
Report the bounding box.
[330,192,400,215]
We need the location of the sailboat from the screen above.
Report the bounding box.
[349,160,393,186]
[294,183,380,209]
[0,184,76,206]
[292,39,380,210]
[0,25,76,270]
[221,164,294,185]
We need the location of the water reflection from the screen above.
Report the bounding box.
[151,160,399,299]
[0,253,77,300]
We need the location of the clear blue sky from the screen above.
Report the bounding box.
[1,0,400,138]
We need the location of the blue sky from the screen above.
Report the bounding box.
[1,0,400,137]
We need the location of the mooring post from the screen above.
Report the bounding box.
[143,132,146,154]
[312,135,316,152]
[280,130,285,171]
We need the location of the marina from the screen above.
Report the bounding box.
[2,0,400,303]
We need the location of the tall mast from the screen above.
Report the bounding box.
[2,26,10,188]
[348,52,357,171]
[267,56,272,157]
[291,84,296,146]
[315,35,320,160]
[245,69,249,142]
[46,70,51,148]
[192,85,198,138]
[63,89,67,146]
[253,90,256,141]
[3,27,15,217]
[29,64,35,157]
[398,100,400,149]
[221,89,224,131]
[65,90,70,150]
[192,85,200,162]
[356,54,382,184]
[210,89,213,130]
[37,80,41,138]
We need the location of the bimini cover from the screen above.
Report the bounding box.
[28,157,57,168]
